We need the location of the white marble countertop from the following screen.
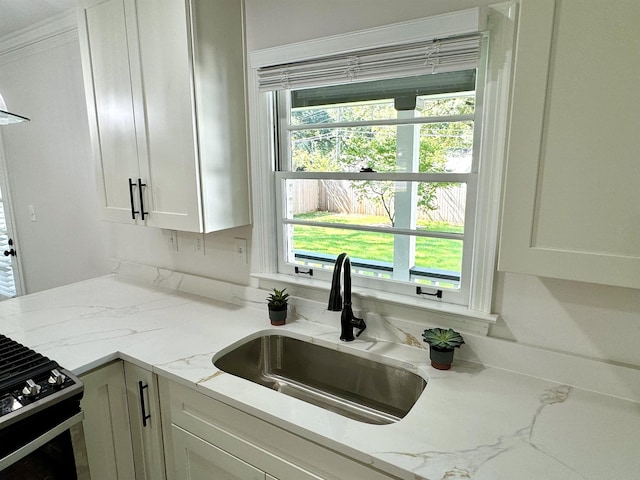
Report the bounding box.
[1,274,638,480]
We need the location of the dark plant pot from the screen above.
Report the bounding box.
[268,306,287,326]
[429,346,455,370]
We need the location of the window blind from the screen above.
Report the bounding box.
[291,70,477,108]
[257,33,482,92]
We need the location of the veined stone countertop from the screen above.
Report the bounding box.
[1,272,638,480]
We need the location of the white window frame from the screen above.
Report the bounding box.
[247,3,517,319]
[274,87,479,307]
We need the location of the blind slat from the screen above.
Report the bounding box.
[258,33,482,91]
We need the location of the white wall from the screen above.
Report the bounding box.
[493,273,640,366]
[109,223,252,287]
[244,0,493,51]
[0,19,111,293]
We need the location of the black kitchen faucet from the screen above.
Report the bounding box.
[328,253,366,341]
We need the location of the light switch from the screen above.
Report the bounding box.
[193,234,205,256]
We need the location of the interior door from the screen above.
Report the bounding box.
[0,137,23,299]
[0,201,19,299]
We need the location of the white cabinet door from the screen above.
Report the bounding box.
[124,363,167,480]
[171,424,264,480]
[187,0,251,233]
[130,0,202,231]
[133,0,250,232]
[499,0,640,289]
[160,378,399,480]
[80,361,136,480]
[77,0,142,225]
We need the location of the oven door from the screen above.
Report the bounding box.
[0,409,89,480]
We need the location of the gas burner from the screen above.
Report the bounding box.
[0,335,83,428]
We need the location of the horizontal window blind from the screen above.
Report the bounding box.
[257,33,482,92]
[291,70,476,108]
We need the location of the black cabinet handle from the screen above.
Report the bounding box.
[137,178,148,221]
[138,381,151,427]
[128,178,139,220]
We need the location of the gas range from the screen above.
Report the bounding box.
[0,333,86,476]
[0,334,83,429]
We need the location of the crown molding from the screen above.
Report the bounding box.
[0,10,77,65]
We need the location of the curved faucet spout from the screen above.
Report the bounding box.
[328,253,347,311]
[327,253,366,341]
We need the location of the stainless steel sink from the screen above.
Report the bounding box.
[213,334,426,425]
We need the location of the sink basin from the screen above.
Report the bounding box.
[213,334,426,425]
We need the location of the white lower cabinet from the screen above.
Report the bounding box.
[124,362,167,480]
[80,361,136,480]
[171,425,265,480]
[82,363,403,480]
[81,361,165,480]
[159,377,403,480]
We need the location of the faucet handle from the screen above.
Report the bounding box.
[353,317,367,337]
[340,308,367,342]
[353,317,366,338]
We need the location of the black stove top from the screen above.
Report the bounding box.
[0,334,83,427]
[0,335,58,391]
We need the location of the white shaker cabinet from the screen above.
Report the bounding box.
[124,362,167,480]
[80,361,136,480]
[498,0,640,288]
[81,361,167,480]
[77,0,250,232]
[170,425,266,480]
[160,378,403,480]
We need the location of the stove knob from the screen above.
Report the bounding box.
[22,379,42,398]
[48,368,66,386]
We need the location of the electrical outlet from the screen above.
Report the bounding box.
[168,230,178,252]
[234,238,247,264]
[194,234,205,256]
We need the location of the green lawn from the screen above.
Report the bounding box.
[292,212,463,272]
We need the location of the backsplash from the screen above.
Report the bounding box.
[112,259,640,403]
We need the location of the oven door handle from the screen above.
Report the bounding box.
[0,411,84,471]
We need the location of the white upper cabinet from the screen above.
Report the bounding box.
[77,0,251,232]
[499,0,640,289]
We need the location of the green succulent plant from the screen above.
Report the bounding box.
[422,327,465,350]
[266,288,289,309]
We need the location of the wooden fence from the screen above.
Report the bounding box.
[292,180,466,225]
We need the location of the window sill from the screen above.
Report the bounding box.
[253,272,498,335]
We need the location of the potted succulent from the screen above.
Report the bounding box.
[266,288,289,326]
[422,327,465,370]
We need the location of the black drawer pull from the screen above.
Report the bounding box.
[137,178,148,220]
[138,381,151,427]
[128,178,139,220]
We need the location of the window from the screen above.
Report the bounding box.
[249,6,515,315]
[274,71,479,305]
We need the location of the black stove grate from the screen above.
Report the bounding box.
[0,334,59,392]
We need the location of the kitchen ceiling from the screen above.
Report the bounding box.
[0,0,74,39]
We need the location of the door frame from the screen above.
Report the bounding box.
[0,131,25,297]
